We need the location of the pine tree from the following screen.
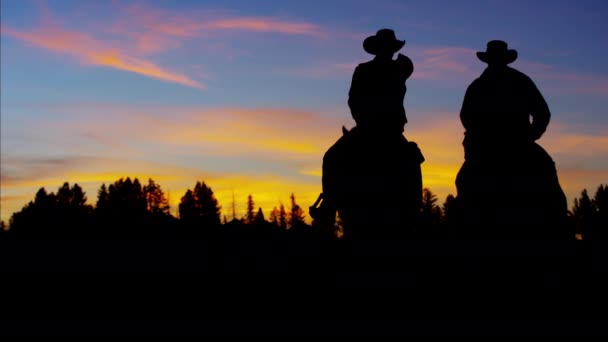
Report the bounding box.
[421,188,442,228]
[572,189,594,240]
[104,177,147,219]
[269,206,279,227]
[96,184,109,213]
[593,184,608,239]
[279,203,287,230]
[179,190,197,222]
[143,178,170,216]
[442,194,457,225]
[71,184,88,208]
[179,181,221,228]
[9,183,92,238]
[254,207,266,225]
[0,221,6,240]
[57,182,73,208]
[246,194,255,224]
[289,193,306,229]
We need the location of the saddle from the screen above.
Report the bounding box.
[309,125,425,226]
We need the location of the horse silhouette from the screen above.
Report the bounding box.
[455,141,569,239]
[310,126,424,240]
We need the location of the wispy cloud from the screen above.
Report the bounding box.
[541,121,608,166]
[283,62,358,80]
[118,4,325,39]
[202,17,324,36]
[1,24,206,89]
[1,2,327,90]
[0,155,205,189]
[517,61,608,96]
[29,104,345,160]
[409,47,479,82]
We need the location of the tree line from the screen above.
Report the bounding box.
[1,177,606,241]
[2,177,326,240]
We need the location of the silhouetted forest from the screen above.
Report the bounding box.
[2,177,606,242]
[2,177,335,241]
[2,178,607,337]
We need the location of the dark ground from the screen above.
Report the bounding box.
[1,236,607,337]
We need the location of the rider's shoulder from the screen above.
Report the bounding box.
[357,60,374,68]
[505,65,524,73]
[466,77,484,90]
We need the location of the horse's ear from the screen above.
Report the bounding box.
[342,125,349,135]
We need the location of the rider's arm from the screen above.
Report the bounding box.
[528,79,551,141]
[460,84,476,132]
[348,66,364,124]
[396,53,414,79]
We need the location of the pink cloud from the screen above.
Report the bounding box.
[2,2,327,89]
[517,61,608,96]
[408,46,480,82]
[201,17,323,36]
[283,62,358,79]
[1,24,206,89]
[120,4,324,37]
[107,4,325,57]
[541,122,608,161]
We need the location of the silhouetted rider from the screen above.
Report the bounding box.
[348,28,414,136]
[455,40,568,240]
[310,29,423,233]
[460,40,550,160]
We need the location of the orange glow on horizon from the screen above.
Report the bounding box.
[1,106,606,226]
[0,172,323,225]
[1,156,606,226]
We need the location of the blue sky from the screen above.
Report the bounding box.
[1,0,607,222]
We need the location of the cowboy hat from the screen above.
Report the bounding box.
[477,40,518,65]
[363,28,405,55]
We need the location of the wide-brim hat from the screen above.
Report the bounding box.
[477,40,518,64]
[363,28,405,55]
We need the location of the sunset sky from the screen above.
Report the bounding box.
[1,0,607,224]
